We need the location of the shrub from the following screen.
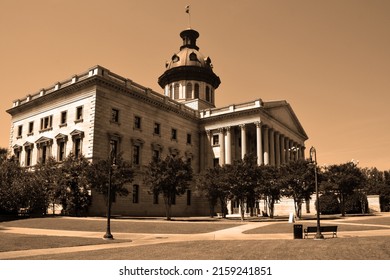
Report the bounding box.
[317,193,340,214]
[345,192,369,214]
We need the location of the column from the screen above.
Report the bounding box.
[199,131,205,171]
[219,128,225,165]
[293,142,298,161]
[206,130,212,168]
[275,132,280,167]
[225,127,232,164]
[301,146,306,160]
[286,138,291,163]
[263,126,269,165]
[240,124,247,159]
[280,134,286,165]
[255,122,263,165]
[269,129,275,166]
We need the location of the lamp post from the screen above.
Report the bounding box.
[310,146,324,240]
[103,141,116,240]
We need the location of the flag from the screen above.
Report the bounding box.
[185,5,190,14]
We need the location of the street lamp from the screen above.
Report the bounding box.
[309,146,324,240]
[103,141,116,240]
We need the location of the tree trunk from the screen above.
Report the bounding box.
[239,199,245,221]
[209,201,215,218]
[268,197,275,218]
[340,193,346,217]
[305,197,311,213]
[219,197,227,218]
[163,195,172,221]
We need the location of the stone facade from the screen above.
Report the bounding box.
[6,28,309,217]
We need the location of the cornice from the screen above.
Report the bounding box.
[95,76,200,122]
[6,77,97,115]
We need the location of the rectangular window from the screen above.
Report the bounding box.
[40,145,48,164]
[76,106,83,121]
[58,141,66,161]
[17,125,23,137]
[171,128,177,140]
[74,138,82,158]
[154,122,161,135]
[111,108,119,123]
[28,122,34,134]
[60,111,67,125]
[26,148,32,167]
[133,145,140,165]
[109,140,118,163]
[132,185,139,204]
[213,158,220,167]
[152,150,160,162]
[186,133,192,144]
[40,115,53,131]
[213,134,219,145]
[187,190,191,206]
[134,116,141,129]
[14,149,21,164]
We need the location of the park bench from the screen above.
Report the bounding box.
[304,225,338,238]
[17,207,30,217]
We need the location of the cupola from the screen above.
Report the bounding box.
[158,28,221,110]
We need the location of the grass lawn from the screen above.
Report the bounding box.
[0,232,123,252]
[13,237,390,260]
[0,217,239,234]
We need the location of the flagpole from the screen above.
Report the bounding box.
[186,5,191,28]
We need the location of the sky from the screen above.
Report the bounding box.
[0,0,389,170]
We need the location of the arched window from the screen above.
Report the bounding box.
[169,85,173,98]
[172,54,180,63]
[174,84,180,99]
[194,83,200,98]
[186,82,192,99]
[206,86,210,102]
[189,52,197,61]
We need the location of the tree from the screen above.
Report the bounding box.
[379,170,390,211]
[196,166,230,218]
[282,159,315,219]
[361,167,385,195]
[257,165,282,218]
[59,154,92,216]
[325,162,365,216]
[0,148,8,163]
[224,154,258,221]
[33,157,62,215]
[0,156,24,214]
[87,153,134,207]
[144,155,192,220]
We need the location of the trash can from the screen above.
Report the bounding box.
[293,224,303,239]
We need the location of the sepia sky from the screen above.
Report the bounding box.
[0,0,389,170]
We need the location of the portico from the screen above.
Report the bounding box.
[200,99,308,216]
[201,111,307,170]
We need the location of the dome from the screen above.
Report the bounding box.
[165,48,213,70]
[158,29,221,89]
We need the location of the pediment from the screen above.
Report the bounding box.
[35,136,53,144]
[55,133,68,140]
[263,101,308,139]
[70,129,84,138]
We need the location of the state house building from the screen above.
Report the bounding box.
[7,28,308,217]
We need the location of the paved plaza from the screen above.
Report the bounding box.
[1,213,390,259]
